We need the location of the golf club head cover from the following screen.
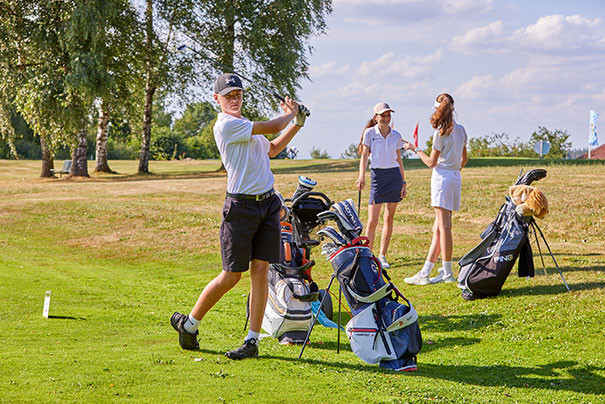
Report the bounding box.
[515,169,547,186]
[332,199,363,236]
[318,226,349,246]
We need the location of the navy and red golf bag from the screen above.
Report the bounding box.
[319,199,422,371]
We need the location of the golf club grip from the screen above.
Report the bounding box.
[300,104,311,117]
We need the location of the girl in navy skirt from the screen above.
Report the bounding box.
[356,102,406,269]
[403,93,468,285]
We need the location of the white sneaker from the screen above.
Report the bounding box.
[404,271,430,286]
[430,269,456,284]
[378,255,391,269]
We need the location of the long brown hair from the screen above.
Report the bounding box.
[358,116,377,155]
[430,93,454,136]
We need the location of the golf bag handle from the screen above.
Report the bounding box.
[351,236,370,246]
[347,283,393,304]
[288,191,332,211]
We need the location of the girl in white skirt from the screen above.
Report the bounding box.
[356,102,406,269]
[403,93,468,285]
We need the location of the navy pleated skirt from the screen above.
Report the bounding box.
[369,167,403,204]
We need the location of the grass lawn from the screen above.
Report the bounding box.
[0,158,604,404]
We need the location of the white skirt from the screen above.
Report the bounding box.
[431,166,461,211]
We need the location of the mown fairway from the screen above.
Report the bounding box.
[0,159,604,404]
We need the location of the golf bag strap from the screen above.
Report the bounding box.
[274,261,314,280]
[385,304,419,333]
[346,282,393,304]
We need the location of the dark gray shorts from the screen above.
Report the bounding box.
[219,193,281,272]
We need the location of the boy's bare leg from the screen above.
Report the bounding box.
[247,259,269,333]
[190,270,242,320]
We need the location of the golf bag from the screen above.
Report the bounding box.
[457,169,546,300]
[261,176,332,344]
[319,199,422,371]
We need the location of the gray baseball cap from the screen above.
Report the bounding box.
[214,73,243,95]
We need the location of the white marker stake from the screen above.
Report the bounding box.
[43,291,51,318]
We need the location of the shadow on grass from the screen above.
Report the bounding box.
[502,281,605,297]
[47,315,86,320]
[418,361,605,395]
[198,348,604,394]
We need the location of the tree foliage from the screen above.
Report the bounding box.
[310,146,330,159]
[181,0,332,116]
[340,143,360,159]
[529,126,571,159]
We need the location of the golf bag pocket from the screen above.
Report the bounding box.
[263,269,312,342]
[379,300,422,371]
[346,303,397,364]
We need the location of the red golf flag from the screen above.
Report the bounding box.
[413,122,419,147]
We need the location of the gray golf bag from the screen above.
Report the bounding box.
[457,169,546,300]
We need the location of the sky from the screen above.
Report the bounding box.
[281,0,605,158]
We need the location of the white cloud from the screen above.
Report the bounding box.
[455,74,495,99]
[511,14,604,53]
[451,21,505,51]
[357,50,442,79]
[452,14,605,55]
[442,0,492,14]
[333,0,491,25]
[308,61,352,79]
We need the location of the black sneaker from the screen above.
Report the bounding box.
[225,338,258,360]
[170,312,199,350]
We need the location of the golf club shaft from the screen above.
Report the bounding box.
[178,45,310,116]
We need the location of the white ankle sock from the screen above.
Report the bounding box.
[442,261,452,277]
[419,261,435,277]
[184,314,200,334]
[245,330,260,343]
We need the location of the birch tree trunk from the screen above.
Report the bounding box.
[70,119,90,177]
[40,136,54,178]
[138,76,155,173]
[95,100,113,173]
[138,0,155,174]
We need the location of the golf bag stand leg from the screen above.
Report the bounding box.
[299,274,337,359]
[531,221,571,292]
[530,221,548,276]
[337,286,342,354]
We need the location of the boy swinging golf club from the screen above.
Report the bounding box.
[170,73,308,359]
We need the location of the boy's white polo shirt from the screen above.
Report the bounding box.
[362,125,403,169]
[213,112,274,195]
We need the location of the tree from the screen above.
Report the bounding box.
[529,127,571,159]
[182,0,333,117]
[137,0,198,174]
[0,0,141,177]
[94,2,143,173]
[173,101,217,138]
[340,143,360,159]
[310,146,330,159]
[425,136,433,155]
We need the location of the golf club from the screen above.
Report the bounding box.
[177,44,310,117]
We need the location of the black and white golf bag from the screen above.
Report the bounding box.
[262,222,318,344]
[457,169,546,300]
[319,199,422,371]
[261,176,331,344]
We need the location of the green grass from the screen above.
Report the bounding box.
[0,158,604,404]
